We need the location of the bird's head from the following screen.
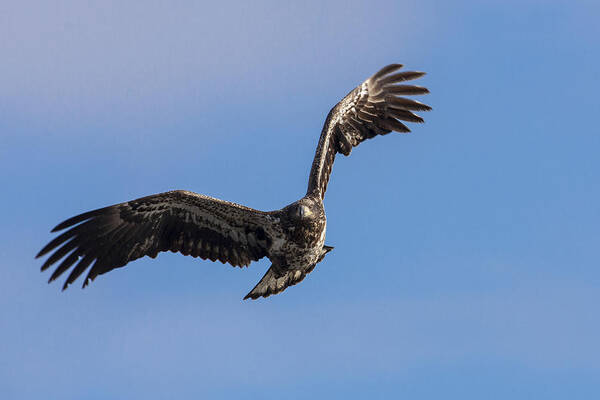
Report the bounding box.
[286,198,320,222]
[295,204,313,219]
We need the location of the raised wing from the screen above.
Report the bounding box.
[307,64,431,198]
[36,190,274,290]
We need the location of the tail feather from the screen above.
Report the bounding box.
[243,264,306,300]
[244,245,334,300]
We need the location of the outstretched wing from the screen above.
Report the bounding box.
[306,64,431,198]
[36,190,274,290]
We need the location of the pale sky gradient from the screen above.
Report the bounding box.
[1,1,599,398]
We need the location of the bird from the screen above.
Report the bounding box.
[36,63,431,300]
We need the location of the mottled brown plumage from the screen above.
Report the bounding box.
[37,63,430,299]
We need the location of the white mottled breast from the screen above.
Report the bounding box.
[286,222,326,269]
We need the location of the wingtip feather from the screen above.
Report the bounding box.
[370,64,404,81]
[380,71,426,86]
[50,207,109,232]
[387,85,429,95]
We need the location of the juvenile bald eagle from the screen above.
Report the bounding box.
[37,64,431,299]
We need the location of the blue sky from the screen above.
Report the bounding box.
[1,0,599,398]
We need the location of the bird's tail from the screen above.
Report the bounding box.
[244,246,334,300]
